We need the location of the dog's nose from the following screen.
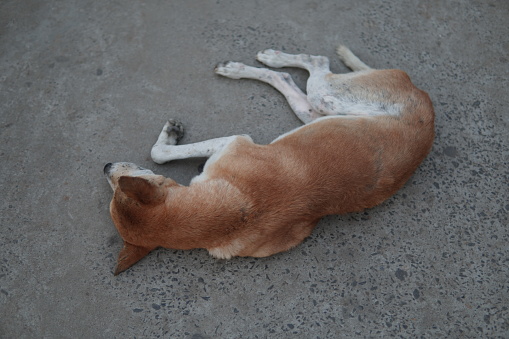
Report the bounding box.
[104,163,113,175]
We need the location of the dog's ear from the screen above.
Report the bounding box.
[114,242,154,275]
[117,176,166,205]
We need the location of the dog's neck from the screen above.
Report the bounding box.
[161,179,251,250]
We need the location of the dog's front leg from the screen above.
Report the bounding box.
[151,120,248,164]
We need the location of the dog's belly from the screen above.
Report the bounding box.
[308,94,402,117]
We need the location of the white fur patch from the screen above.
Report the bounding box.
[208,239,244,259]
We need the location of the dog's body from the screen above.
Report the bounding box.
[105,46,434,275]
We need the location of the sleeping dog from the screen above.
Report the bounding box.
[104,45,434,275]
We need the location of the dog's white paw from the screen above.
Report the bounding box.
[256,49,286,68]
[151,119,185,164]
[164,119,184,144]
[215,62,247,79]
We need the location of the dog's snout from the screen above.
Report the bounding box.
[104,163,113,175]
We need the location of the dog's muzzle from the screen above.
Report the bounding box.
[104,162,156,190]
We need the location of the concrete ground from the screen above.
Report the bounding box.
[1,0,508,338]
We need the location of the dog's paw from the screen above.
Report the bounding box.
[256,49,285,68]
[164,119,184,143]
[214,61,247,79]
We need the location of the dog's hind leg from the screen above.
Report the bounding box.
[256,50,343,116]
[336,45,371,71]
[257,48,378,117]
[256,47,371,73]
[256,49,331,73]
[151,120,251,164]
[215,62,321,124]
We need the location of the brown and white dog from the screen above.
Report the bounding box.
[104,46,434,275]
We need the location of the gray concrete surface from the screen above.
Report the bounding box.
[1,0,508,337]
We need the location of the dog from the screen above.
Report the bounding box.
[104,46,434,275]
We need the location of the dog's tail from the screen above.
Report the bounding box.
[336,45,371,71]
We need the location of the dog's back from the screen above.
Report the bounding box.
[207,69,434,216]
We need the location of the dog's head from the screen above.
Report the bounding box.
[104,162,179,275]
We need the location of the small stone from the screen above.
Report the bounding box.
[395,268,408,281]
